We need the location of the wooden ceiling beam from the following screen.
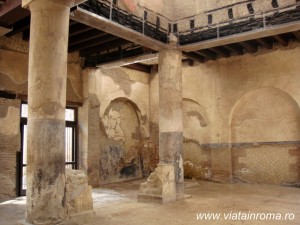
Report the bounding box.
[124,63,152,73]
[238,41,258,53]
[69,34,119,52]
[223,44,243,55]
[80,38,132,57]
[5,15,30,37]
[97,52,158,69]
[69,23,93,37]
[273,34,289,46]
[0,0,21,17]
[0,5,29,27]
[292,31,300,41]
[255,38,273,49]
[182,52,205,63]
[196,49,217,60]
[209,47,231,58]
[69,29,107,46]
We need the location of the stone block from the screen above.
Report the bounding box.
[138,164,176,204]
[65,169,95,224]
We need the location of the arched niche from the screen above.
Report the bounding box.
[230,87,300,143]
[101,95,149,139]
[230,87,300,185]
[182,98,212,180]
[99,97,144,183]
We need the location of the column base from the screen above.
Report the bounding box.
[138,164,184,204]
[65,169,95,224]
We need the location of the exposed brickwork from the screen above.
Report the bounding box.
[233,144,300,185]
[0,33,29,54]
[0,98,20,201]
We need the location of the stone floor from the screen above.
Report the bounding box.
[0,179,300,225]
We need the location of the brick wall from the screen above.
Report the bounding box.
[0,98,20,201]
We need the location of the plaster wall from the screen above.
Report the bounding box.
[0,34,83,200]
[99,67,152,184]
[78,66,152,186]
[118,0,172,17]
[0,34,83,103]
[149,43,300,185]
[191,43,300,185]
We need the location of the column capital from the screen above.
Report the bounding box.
[22,0,86,8]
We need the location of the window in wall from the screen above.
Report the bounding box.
[156,16,160,30]
[208,14,213,25]
[271,0,279,8]
[144,10,147,21]
[65,108,78,170]
[173,23,178,33]
[19,114,27,196]
[228,8,234,20]
[18,104,78,196]
[190,19,195,30]
[247,3,255,14]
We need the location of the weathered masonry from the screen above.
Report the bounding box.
[0,0,299,224]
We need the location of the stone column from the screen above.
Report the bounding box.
[158,49,184,198]
[139,36,184,203]
[25,0,71,224]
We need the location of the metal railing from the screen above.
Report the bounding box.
[177,2,300,45]
[77,1,300,45]
[78,0,170,43]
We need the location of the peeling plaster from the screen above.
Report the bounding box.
[0,106,19,135]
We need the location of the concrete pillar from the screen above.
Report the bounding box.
[139,36,184,203]
[158,49,184,197]
[25,0,70,224]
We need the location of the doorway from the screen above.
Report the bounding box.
[18,103,78,196]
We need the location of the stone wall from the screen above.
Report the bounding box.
[0,34,83,200]
[117,0,173,25]
[1,16,300,198]
[0,98,20,201]
[99,67,153,184]
[149,42,300,185]
[232,144,300,185]
[99,98,143,183]
[0,34,83,103]
[78,66,153,186]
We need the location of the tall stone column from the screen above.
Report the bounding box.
[24,0,71,224]
[139,36,184,203]
[158,49,184,197]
